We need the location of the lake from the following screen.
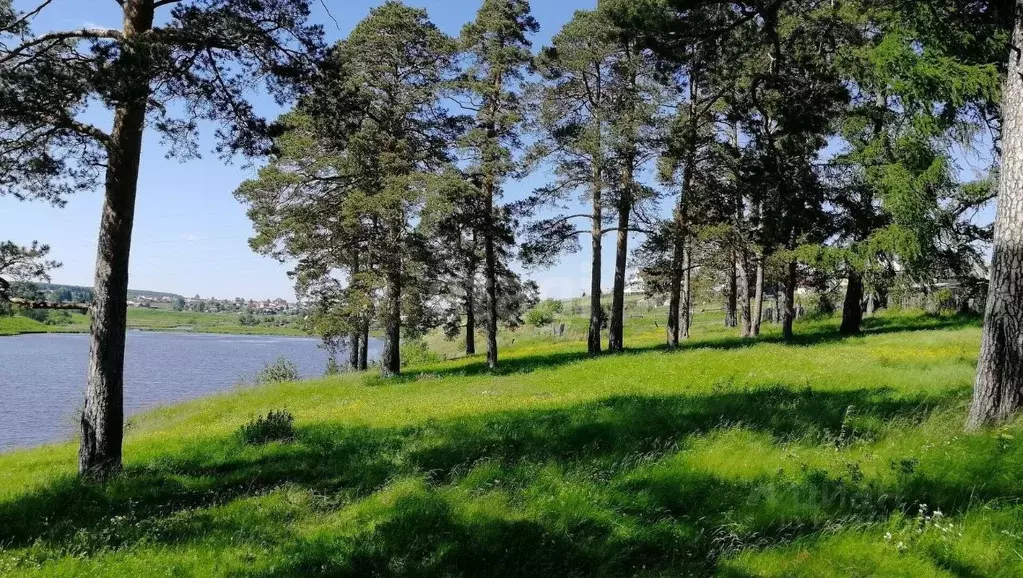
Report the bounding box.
[0,331,381,451]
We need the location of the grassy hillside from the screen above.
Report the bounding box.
[0,308,306,337]
[2,312,1022,576]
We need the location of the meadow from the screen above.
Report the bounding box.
[1,310,1020,576]
[0,308,306,337]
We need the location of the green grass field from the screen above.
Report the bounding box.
[0,308,306,337]
[2,311,1021,576]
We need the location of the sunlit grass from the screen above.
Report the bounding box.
[2,310,1019,576]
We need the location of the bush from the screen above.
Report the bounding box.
[256,357,300,384]
[402,338,440,368]
[524,307,555,327]
[524,298,565,328]
[238,410,295,444]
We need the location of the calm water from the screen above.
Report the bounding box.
[0,331,381,451]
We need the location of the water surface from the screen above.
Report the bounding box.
[0,331,379,451]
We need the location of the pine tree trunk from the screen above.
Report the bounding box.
[782,260,797,341]
[840,269,865,335]
[483,182,499,370]
[588,175,603,356]
[752,255,765,336]
[608,196,631,352]
[381,265,402,377]
[348,333,360,371]
[464,263,476,356]
[725,252,738,327]
[79,0,153,479]
[667,234,682,348]
[967,9,1023,430]
[358,319,369,371]
[680,240,692,340]
[737,249,752,338]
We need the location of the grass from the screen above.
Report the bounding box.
[2,310,1021,576]
[0,308,306,337]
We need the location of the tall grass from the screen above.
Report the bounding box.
[0,311,1017,576]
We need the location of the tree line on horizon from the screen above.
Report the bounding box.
[0,0,1021,480]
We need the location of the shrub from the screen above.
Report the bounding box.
[238,410,295,444]
[256,357,300,384]
[402,338,440,368]
[524,298,564,327]
[524,307,555,327]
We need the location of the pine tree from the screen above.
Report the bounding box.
[458,0,539,370]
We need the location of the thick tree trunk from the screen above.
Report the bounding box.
[79,0,153,479]
[781,260,797,340]
[608,197,631,352]
[464,265,476,356]
[751,255,765,336]
[381,265,402,377]
[736,249,752,338]
[680,240,692,340]
[967,10,1023,430]
[840,269,865,335]
[588,175,603,356]
[348,333,360,371]
[483,183,499,370]
[667,235,682,348]
[358,319,369,371]
[725,252,738,327]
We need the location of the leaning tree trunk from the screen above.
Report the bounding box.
[680,240,692,340]
[725,252,738,327]
[751,255,765,337]
[840,268,865,335]
[967,10,1023,430]
[608,196,632,353]
[380,265,402,377]
[79,0,153,479]
[781,260,797,341]
[737,249,752,338]
[588,173,603,356]
[483,181,499,370]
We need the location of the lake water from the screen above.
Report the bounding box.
[0,331,381,451]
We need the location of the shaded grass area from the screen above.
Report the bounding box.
[3,311,1018,576]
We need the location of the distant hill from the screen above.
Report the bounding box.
[35,283,184,302]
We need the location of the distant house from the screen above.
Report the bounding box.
[624,269,646,295]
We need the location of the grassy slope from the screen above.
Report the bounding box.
[2,312,1021,576]
[0,309,306,337]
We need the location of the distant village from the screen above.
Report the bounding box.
[126,294,304,315]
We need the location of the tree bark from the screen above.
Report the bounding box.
[967,7,1023,430]
[348,333,360,371]
[781,260,797,341]
[737,248,752,338]
[79,0,153,479]
[588,173,603,356]
[483,181,499,370]
[358,318,369,371]
[608,195,631,352]
[464,256,476,356]
[751,255,765,336]
[725,251,738,327]
[840,268,864,335]
[680,240,692,340]
[381,265,402,377]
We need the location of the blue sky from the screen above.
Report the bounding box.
[3,1,997,301]
[3,0,602,300]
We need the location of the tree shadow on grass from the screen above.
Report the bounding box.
[407,313,982,381]
[0,384,987,557]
